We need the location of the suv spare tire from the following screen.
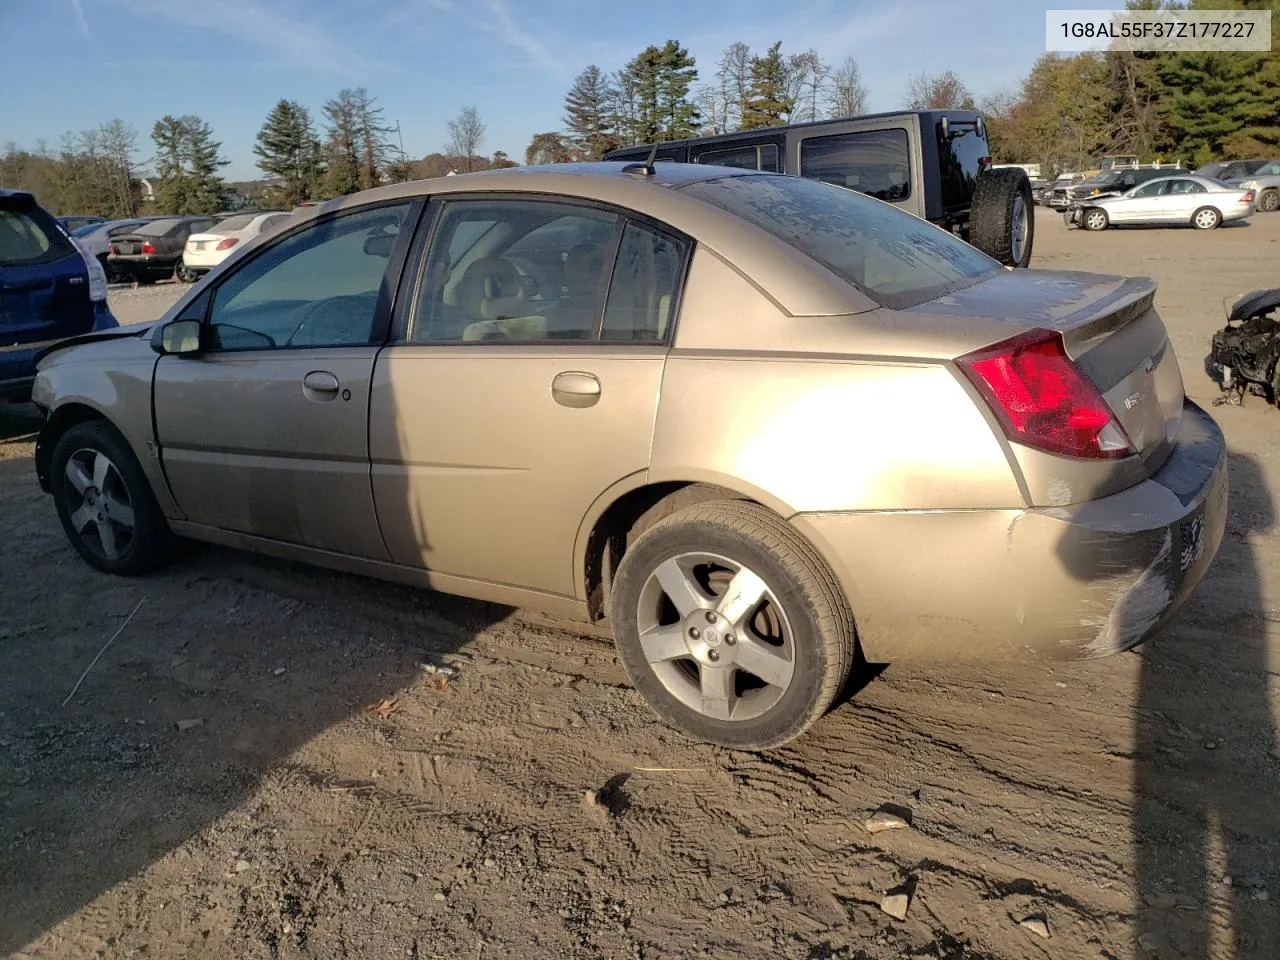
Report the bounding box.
[970,167,1034,268]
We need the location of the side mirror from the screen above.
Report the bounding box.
[151,318,203,356]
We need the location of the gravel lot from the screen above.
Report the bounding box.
[3,213,1280,959]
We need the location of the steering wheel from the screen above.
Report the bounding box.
[284,293,376,347]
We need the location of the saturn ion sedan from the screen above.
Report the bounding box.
[30,162,1227,750]
[1067,174,1256,231]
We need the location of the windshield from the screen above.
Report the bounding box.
[684,174,1000,309]
[71,222,104,237]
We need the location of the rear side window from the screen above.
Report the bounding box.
[695,144,781,173]
[685,174,1000,308]
[799,129,911,202]
[0,204,76,266]
[601,223,687,342]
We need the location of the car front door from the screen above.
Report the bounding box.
[1116,179,1169,222]
[369,196,689,599]
[152,200,420,557]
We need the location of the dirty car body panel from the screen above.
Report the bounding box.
[32,163,1225,689]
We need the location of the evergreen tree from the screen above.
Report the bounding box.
[564,65,618,159]
[742,42,794,129]
[321,89,362,198]
[352,88,392,189]
[253,99,320,206]
[151,116,187,214]
[618,40,700,143]
[657,40,700,140]
[150,115,227,215]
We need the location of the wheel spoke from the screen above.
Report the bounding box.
[66,458,92,494]
[638,622,689,665]
[716,567,768,630]
[69,502,96,532]
[735,637,794,689]
[699,665,736,720]
[92,452,111,490]
[653,557,709,617]
[96,518,120,560]
[105,495,134,529]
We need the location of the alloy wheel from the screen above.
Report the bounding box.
[62,448,136,562]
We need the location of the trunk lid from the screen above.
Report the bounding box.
[928,269,1183,472]
[0,193,95,352]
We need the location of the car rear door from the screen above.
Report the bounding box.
[1160,178,1211,222]
[152,200,421,557]
[0,192,94,375]
[368,195,689,599]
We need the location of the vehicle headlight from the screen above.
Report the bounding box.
[31,371,53,410]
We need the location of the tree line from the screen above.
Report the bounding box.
[3,5,1274,216]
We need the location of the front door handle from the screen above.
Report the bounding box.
[551,371,601,408]
[302,370,340,402]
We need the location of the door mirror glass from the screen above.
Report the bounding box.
[152,318,203,356]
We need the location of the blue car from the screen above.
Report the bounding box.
[1,189,118,402]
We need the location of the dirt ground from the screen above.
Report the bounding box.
[3,213,1280,960]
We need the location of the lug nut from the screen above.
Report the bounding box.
[724,634,736,646]
[705,611,717,623]
[689,627,701,639]
[707,650,720,662]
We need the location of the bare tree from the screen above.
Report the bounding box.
[446,106,486,172]
[716,42,751,132]
[829,57,868,118]
[785,49,829,123]
[100,119,138,216]
[904,70,975,110]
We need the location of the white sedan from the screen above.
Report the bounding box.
[1067,175,1256,231]
[179,210,293,280]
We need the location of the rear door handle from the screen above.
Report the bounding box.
[551,371,601,408]
[302,370,340,401]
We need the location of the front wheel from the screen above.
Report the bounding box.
[175,262,199,283]
[1192,206,1222,230]
[51,421,174,576]
[1082,208,1109,232]
[610,500,856,750]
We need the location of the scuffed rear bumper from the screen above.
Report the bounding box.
[792,400,1228,661]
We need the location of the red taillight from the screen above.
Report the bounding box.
[957,328,1134,460]
[141,241,156,255]
[1241,190,1255,204]
[978,155,993,171]
[215,237,239,250]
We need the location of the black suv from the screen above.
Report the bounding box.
[604,109,1034,268]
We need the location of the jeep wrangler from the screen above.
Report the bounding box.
[603,109,1034,268]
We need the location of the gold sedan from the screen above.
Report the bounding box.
[31,162,1227,750]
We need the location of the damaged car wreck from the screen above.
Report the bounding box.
[1206,287,1280,406]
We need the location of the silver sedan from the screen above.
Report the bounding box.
[1067,175,1256,231]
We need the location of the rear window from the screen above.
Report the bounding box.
[135,219,184,236]
[0,204,76,266]
[684,174,1000,308]
[212,214,257,233]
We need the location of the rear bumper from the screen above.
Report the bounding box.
[792,400,1228,662]
[109,256,178,280]
[182,250,228,270]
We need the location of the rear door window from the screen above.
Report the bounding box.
[799,128,911,202]
[694,143,781,172]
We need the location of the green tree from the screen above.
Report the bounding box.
[617,40,700,143]
[253,99,321,206]
[150,115,228,215]
[742,41,794,129]
[150,116,189,214]
[564,65,618,159]
[526,131,577,165]
[321,90,362,198]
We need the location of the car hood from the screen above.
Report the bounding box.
[34,321,157,366]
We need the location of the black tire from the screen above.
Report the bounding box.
[969,167,1035,267]
[1257,189,1278,213]
[175,262,198,283]
[1081,207,1110,232]
[50,421,174,576]
[1191,206,1221,230]
[610,499,856,750]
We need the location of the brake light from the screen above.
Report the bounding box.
[141,242,156,255]
[215,237,239,250]
[978,155,992,170]
[957,328,1134,460]
[1241,190,1255,204]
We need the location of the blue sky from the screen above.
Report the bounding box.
[2,0,1098,181]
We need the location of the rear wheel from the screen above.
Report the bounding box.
[175,262,198,283]
[1192,206,1222,230]
[610,500,856,750]
[1257,189,1278,213]
[50,421,174,576]
[1082,208,1109,232]
[969,167,1035,267]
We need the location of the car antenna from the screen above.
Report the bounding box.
[622,143,660,178]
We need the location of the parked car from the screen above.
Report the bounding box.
[1,189,117,402]
[30,163,1226,750]
[605,109,1036,268]
[1059,167,1176,206]
[107,216,216,283]
[1066,174,1255,230]
[70,217,163,282]
[1193,159,1270,183]
[1228,161,1280,213]
[179,210,293,280]
[57,215,105,232]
